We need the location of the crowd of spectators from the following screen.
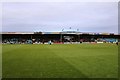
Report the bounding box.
[2,37,118,44]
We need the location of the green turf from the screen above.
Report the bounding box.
[2,43,118,78]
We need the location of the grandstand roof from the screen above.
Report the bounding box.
[2,32,34,34]
[1,32,117,35]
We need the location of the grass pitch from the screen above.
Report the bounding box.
[2,43,118,78]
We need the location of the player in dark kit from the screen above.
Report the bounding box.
[42,39,45,44]
[116,42,118,45]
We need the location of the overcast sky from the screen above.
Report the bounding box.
[2,2,118,33]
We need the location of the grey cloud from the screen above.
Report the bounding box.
[2,2,118,33]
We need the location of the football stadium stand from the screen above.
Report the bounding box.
[1,31,119,44]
